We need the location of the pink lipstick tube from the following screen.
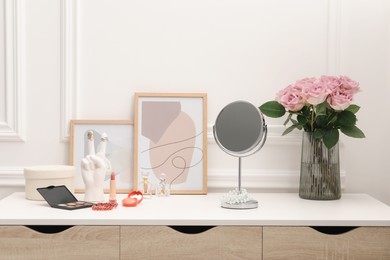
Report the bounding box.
[109,172,116,203]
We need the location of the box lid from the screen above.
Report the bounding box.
[24,165,75,179]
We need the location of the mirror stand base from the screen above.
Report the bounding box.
[221,200,258,210]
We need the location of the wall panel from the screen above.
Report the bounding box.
[0,0,25,142]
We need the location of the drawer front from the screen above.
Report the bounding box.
[263,226,390,260]
[0,226,120,260]
[121,226,262,260]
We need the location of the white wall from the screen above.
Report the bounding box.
[1,0,389,205]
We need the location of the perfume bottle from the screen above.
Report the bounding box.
[139,171,153,199]
[156,173,170,197]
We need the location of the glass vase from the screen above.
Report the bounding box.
[299,131,341,200]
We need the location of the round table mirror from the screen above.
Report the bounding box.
[213,100,267,209]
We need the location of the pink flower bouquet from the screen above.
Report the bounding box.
[259,76,365,148]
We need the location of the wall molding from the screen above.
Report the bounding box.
[0,167,24,187]
[60,0,77,142]
[0,0,25,142]
[0,167,346,191]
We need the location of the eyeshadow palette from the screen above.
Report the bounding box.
[37,185,94,210]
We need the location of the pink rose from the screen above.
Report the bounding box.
[319,75,340,92]
[300,77,333,105]
[276,84,306,111]
[339,76,360,94]
[327,90,353,111]
[327,76,360,111]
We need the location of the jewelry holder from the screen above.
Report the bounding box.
[213,101,267,209]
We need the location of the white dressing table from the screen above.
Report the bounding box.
[1,192,390,259]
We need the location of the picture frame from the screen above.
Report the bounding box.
[134,93,207,194]
[70,120,134,193]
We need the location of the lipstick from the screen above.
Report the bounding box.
[109,172,116,203]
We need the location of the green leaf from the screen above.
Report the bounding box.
[316,102,327,116]
[315,115,328,127]
[323,129,339,149]
[259,101,286,118]
[282,124,300,135]
[337,110,357,127]
[283,113,292,126]
[297,115,307,125]
[345,104,360,114]
[301,105,311,117]
[340,125,366,138]
[328,112,338,124]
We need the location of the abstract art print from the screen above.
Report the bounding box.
[134,93,207,194]
[70,120,133,193]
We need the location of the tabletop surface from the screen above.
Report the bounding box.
[1,192,390,226]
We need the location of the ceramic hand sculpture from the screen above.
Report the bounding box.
[81,131,112,202]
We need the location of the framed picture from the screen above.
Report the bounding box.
[70,120,133,193]
[134,93,207,194]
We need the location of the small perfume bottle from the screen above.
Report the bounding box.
[156,173,170,197]
[139,171,153,199]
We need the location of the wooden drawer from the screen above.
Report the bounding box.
[263,226,390,260]
[121,226,262,260]
[0,226,120,260]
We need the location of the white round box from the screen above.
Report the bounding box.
[24,165,76,200]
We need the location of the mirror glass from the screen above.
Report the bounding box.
[214,100,266,157]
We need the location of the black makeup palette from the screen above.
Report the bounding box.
[37,185,94,210]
